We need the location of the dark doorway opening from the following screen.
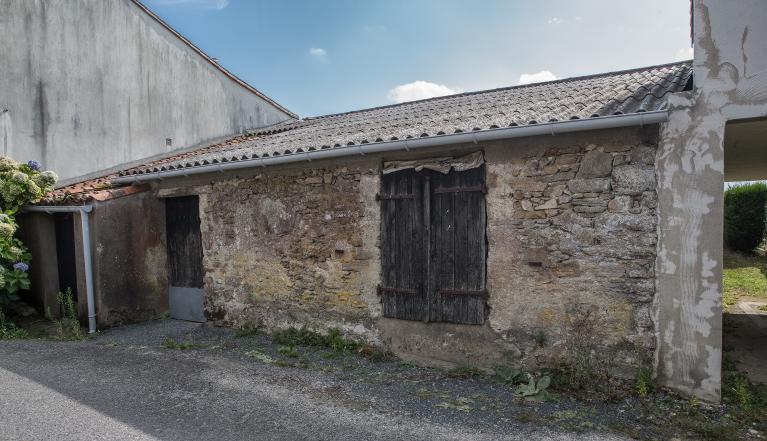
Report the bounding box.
[165,196,205,322]
[54,213,78,301]
[722,117,767,387]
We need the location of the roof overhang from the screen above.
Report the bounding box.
[112,110,667,185]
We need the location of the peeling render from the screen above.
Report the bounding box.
[655,0,767,402]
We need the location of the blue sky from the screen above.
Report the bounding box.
[144,0,692,118]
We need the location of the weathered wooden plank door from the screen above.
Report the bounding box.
[165,196,205,322]
[380,165,487,324]
[379,169,429,321]
[429,166,487,324]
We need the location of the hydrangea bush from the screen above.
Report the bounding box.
[0,157,57,307]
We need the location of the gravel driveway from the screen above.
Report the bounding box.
[0,319,633,441]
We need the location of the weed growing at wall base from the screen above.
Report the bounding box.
[272,326,392,361]
[45,288,85,341]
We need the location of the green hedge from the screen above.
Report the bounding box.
[724,182,767,252]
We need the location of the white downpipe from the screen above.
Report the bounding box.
[23,205,97,334]
[112,110,668,185]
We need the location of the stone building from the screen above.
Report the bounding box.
[26,61,689,381]
[17,0,767,403]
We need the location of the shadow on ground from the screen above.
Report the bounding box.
[0,319,759,441]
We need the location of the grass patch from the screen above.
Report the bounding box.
[357,343,394,362]
[723,249,767,309]
[271,327,395,362]
[162,336,199,350]
[277,345,300,358]
[446,365,484,379]
[234,324,261,338]
[245,349,274,363]
[273,327,358,352]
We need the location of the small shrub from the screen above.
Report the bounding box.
[551,309,605,391]
[534,330,548,348]
[724,182,767,252]
[550,308,627,401]
[0,309,27,339]
[514,373,552,399]
[634,367,655,397]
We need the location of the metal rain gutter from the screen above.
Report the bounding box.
[23,205,97,334]
[112,110,667,185]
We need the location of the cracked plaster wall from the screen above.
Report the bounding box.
[655,0,767,402]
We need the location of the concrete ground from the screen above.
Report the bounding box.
[0,320,693,441]
[724,299,767,384]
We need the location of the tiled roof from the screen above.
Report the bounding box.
[40,176,150,205]
[118,60,691,179]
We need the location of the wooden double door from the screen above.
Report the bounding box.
[379,166,487,325]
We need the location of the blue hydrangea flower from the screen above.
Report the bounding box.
[27,160,41,171]
[13,262,28,272]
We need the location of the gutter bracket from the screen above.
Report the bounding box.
[404,140,411,151]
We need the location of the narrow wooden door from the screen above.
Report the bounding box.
[379,169,429,321]
[429,167,487,324]
[165,196,205,322]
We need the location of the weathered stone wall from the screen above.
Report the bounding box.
[198,162,382,340]
[485,127,659,373]
[91,191,169,326]
[180,127,659,374]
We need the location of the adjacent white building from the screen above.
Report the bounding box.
[0,0,296,184]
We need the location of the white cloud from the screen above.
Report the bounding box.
[308,48,327,59]
[518,70,558,85]
[152,0,229,10]
[547,17,563,25]
[677,47,694,59]
[386,81,458,103]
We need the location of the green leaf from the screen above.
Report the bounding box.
[537,375,551,390]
